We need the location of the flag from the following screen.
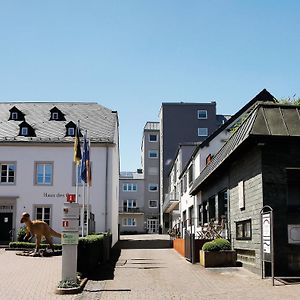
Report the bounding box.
[81,132,88,183]
[73,125,82,165]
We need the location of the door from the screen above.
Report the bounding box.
[147,219,158,233]
[0,213,13,242]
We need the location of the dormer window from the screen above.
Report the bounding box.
[11,112,18,120]
[21,127,28,136]
[9,106,25,121]
[50,107,65,121]
[68,127,75,136]
[65,121,80,137]
[52,112,59,120]
[18,121,36,137]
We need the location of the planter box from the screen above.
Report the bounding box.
[200,250,237,268]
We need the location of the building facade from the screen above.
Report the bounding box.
[0,102,119,246]
[119,122,160,234]
[159,102,224,231]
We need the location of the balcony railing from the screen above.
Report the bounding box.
[163,191,180,213]
[119,207,144,214]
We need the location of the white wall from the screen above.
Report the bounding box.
[0,142,119,244]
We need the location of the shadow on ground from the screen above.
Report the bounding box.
[83,237,172,280]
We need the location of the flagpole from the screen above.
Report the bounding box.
[74,120,81,204]
[81,182,86,236]
[86,139,91,235]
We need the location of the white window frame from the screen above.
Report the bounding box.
[123,183,137,192]
[198,128,208,137]
[68,127,75,136]
[149,200,158,208]
[35,206,51,226]
[35,162,53,185]
[52,112,59,120]
[148,150,158,158]
[11,112,18,120]
[0,162,16,184]
[149,134,158,142]
[123,218,136,226]
[148,183,158,192]
[21,127,28,136]
[197,110,208,119]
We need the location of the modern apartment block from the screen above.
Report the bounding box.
[159,102,224,231]
[141,122,160,233]
[119,122,160,234]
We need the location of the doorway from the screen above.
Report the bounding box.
[0,213,13,242]
[147,219,158,233]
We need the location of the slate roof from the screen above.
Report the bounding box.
[190,102,300,195]
[0,102,118,144]
[144,122,160,131]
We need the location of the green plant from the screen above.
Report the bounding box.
[202,241,220,252]
[57,278,80,289]
[202,238,231,251]
[9,241,62,250]
[17,226,27,242]
[214,238,231,250]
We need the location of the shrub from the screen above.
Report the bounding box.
[17,226,27,242]
[202,238,231,251]
[202,241,220,252]
[9,242,62,250]
[214,238,231,250]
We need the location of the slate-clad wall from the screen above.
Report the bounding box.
[262,140,300,275]
[229,146,263,270]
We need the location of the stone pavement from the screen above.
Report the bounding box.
[1,236,300,299]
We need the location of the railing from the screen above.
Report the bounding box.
[119,207,144,213]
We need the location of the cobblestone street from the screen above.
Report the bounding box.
[1,236,300,300]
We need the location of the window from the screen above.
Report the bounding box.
[123,199,137,212]
[123,218,136,226]
[286,169,300,209]
[188,165,193,186]
[148,184,158,192]
[183,174,187,193]
[189,205,194,225]
[148,150,158,158]
[68,127,75,136]
[149,134,158,142]
[0,163,16,184]
[11,112,18,120]
[198,128,208,137]
[21,127,28,136]
[52,112,59,120]
[236,219,252,240]
[149,200,158,208]
[35,162,53,185]
[197,110,208,119]
[123,183,137,192]
[35,206,51,225]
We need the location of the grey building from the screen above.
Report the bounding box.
[141,122,160,233]
[119,122,160,234]
[119,171,145,233]
[190,92,300,276]
[159,102,223,230]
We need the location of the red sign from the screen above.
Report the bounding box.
[62,220,69,227]
[66,193,76,203]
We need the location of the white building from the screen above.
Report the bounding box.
[0,102,119,246]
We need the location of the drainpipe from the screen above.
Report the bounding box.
[105,146,109,231]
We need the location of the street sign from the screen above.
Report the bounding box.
[62,218,78,231]
[262,213,271,254]
[62,232,79,245]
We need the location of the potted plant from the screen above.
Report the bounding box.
[199,238,237,267]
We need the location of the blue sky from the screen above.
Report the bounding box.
[1,1,300,171]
